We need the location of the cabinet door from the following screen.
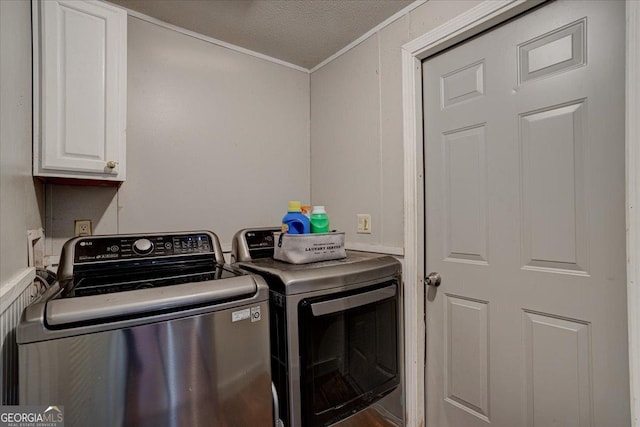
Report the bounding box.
[34,0,126,181]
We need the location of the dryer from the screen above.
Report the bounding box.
[232,227,403,427]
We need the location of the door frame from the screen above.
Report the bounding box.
[400,1,640,426]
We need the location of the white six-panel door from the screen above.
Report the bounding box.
[423,1,629,426]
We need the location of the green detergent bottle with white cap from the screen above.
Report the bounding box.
[310,206,330,233]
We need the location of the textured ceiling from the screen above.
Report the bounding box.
[109,0,415,70]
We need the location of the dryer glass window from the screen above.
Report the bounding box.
[298,282,399,427]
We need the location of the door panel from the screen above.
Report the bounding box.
[444,295,489,421]
[423,1,629,426]
[522,311,592,427]
[443,125,488,264]
[520,101,588,273]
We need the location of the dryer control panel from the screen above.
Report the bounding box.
[232,227,280,262]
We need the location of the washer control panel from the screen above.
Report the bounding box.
[73,233,214,263]
[132,238,154,255]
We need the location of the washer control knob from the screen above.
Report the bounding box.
[133,238,154,255]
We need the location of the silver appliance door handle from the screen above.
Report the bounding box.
[272,382,283,427]
[310,284,396,317]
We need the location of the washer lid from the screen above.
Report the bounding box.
[45,274,258,327]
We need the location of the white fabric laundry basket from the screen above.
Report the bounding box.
[273,232,346,264]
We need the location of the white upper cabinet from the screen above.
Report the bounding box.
[33,0,127,182]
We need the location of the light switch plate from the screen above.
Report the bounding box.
[357,214,371,234]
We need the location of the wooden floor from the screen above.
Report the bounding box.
[332,406,402,427]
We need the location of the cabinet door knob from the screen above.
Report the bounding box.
[106,161,117,169]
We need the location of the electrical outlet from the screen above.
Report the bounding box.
[74,220,92,236]
[357,214,371,234]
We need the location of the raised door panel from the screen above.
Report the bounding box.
[522,311,593,427]
[36,0,126,181]
[443,125,488,265]
[520,101,588,274]
[444,295,489,421]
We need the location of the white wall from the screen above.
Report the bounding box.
[47,16,310,255]
[310,0,482,253]
[0,0,44,285]
[46,0,485,257]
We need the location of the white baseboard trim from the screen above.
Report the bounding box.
[0,267,35,316]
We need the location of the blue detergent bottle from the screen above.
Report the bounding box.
[282,201,310,234]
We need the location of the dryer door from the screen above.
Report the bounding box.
[298,282,399,427]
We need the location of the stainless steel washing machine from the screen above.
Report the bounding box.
[18,231,273,427]
[232,227,403,427]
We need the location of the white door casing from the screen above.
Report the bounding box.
[401,1,640,426]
